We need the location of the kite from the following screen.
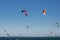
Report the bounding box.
[55,22,59,27]
[22,10,28,16]
[43,9,46,16]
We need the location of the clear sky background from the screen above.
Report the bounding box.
[0,0,60,37]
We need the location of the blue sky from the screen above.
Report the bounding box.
[0,0,60,37]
